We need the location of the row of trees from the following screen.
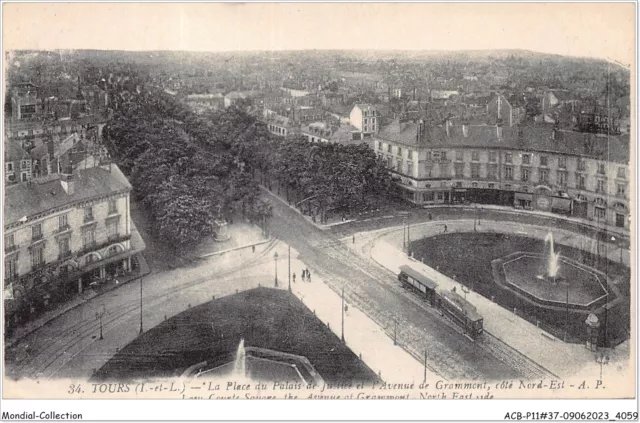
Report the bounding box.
[104,89,272,248]
[234,132,399,224]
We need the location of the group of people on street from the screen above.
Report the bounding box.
[292,268,312,283]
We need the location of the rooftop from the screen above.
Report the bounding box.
[376,120,630,163]
[4,164,132,227]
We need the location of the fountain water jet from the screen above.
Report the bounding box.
[233,339,247,378]
[538,232,564,283]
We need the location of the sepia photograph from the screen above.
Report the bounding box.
[1,1,637,420]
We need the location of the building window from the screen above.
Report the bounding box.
[21,160,29,169]
[31,247,45,269]
[522,186,529,192]
[558,157,567,169]
[539,169,548,184]
[407,161,413,176]
[504,184,512,190]
[107,219,119,240]
[108,200,118,215]
[378,142,383,151]
[58,237,71,259]
[437,192,444,200]
[21,172,28,182]
[387,157,392,168]
[505,153,513,163]
[488,164,498,180]
[425,151,432,161]
[387,144,392,153]
[617,167,626,179]
[596,179,606,194]
[594,207,606,220]
[454,163,464,178]
[521,168,530,182]
[59,214,69,230]
[423,192,434,202]
[397,159,402,172]
[522,154,531,165]
[5,233,15,249]
[456,182,463,188]
[5,256,18,280]
[557,171,567,186]
[32,224,43,241]
[83,227,95,249]
[505,166,513,180]
[617,183,626,197]
[488,183,495,189]
[7,163,13,172]
[84,206,94,222]
[471,163,480,178]
[577,175,586,190]
[397,147,402,156]
[441,151,447,161]
[540,155,548,166]
[471,182,478,188]
[472,151,479,161]
[577,159,586,171]
[456,150,463,161]
[597,163,606,175]
[489,151,497,163]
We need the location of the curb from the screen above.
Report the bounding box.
[197,238,274,259]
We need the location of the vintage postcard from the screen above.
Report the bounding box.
[1,2,637,420]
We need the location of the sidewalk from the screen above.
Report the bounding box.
[268,241,438,384]
[193,221,270,258]
[5,252,152,350]
[363,220,631,384]
[423,204,630,240]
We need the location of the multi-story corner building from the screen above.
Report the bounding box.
[373,119,630,231]
[3,164,146,328]
[349,103,379,136]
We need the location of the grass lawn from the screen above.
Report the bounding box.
[411,233,630,346]
[93,288,378,383]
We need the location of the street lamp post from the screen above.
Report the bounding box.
[139,277,143,335]
[596,353,610,381]
[474,203,477,232]
[96,305,106,340]
[403,219,406,252]
[407,215,411,256]
[274,252,279,287]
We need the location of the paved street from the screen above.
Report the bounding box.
[4,239,279,381]
[264,190,525,381]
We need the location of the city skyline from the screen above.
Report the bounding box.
[3,3,636,66]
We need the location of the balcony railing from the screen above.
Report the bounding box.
[31,233,44,242]
[4,244,18,253]
[83,215,95,224]
[58,250,72,261]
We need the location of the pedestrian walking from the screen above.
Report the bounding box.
[428,212,432,221]
[252,245,255,253]
[301,270,306,282]
[293,273,296,283]
[352,235,355,244]
[307,269,311,282]
[444,224,448,233]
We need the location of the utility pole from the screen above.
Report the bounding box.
[394,318,398,346]
[423,348,428,383]
[288,245,291,293]
[564,282,569,342]
[403,219,406,251]
[341,287,345,343]
[139,277,143,335]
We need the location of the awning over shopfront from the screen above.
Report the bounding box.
[551,196,572,212]
[514,192,533,201]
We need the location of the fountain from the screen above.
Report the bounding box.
[233,339,247,378]
[537,232,565,283]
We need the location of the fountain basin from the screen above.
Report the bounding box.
[494,251,611,310]
[181,346,325,385]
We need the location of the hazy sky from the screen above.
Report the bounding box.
[3,3,636,65]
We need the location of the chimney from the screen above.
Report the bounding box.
[496,118,503,140]
[61,174,75,195]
